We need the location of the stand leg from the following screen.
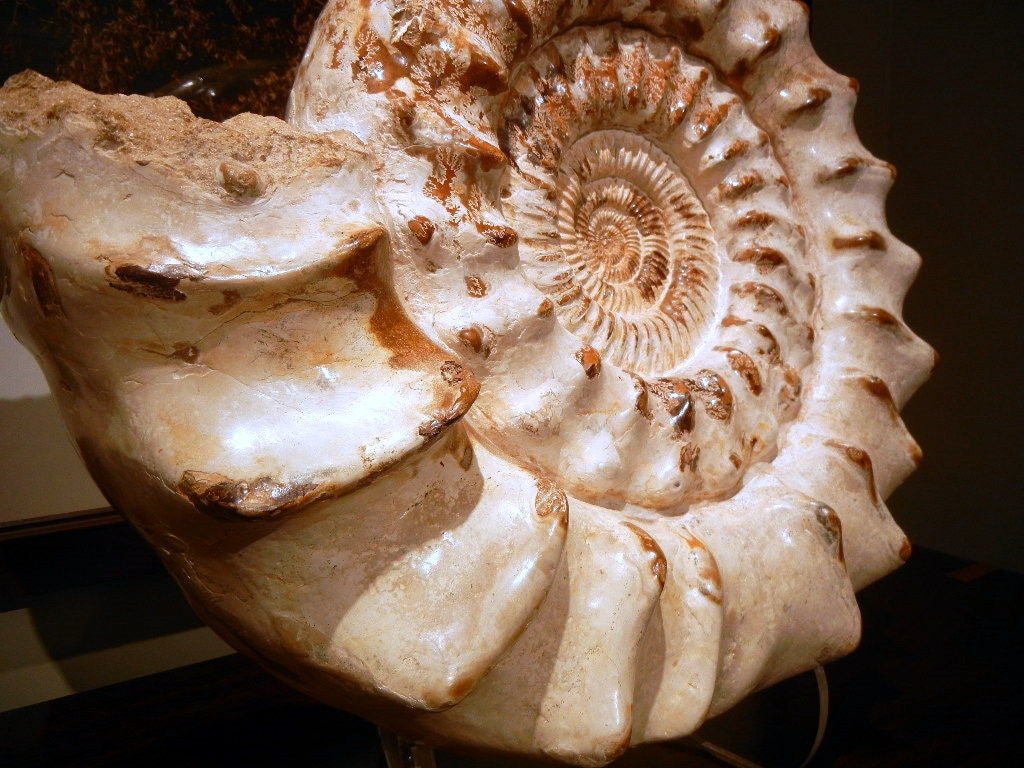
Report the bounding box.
[694,665,830,768]
[799,665,830,768]
[379,727,438,768]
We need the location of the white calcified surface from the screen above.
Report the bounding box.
[0,1,933,765]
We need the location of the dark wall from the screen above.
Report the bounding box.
[812,0,1023,571]
[0,0,322,119]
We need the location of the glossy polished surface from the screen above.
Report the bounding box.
[0,1,932,764]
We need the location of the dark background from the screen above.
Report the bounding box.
[0,0,1021,574]
[811,0,1024,572]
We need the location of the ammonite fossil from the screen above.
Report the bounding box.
[0,1,933,764]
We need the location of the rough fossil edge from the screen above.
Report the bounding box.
[0,70,481,516]
[0,0,935,765]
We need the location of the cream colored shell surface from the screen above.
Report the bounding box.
[0,1,933,765]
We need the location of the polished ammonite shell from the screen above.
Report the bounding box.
[0,1,933,765]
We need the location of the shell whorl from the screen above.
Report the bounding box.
[538,129,718,375]
[288,7,932,748]
[482,24,818,508]
[0,1,934,766]
[294,13,824,508]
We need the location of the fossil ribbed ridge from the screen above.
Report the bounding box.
[0,1,933,765]
[540,129,719,375]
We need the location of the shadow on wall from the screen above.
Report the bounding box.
[0,523,231,712]
[0,396,107,525]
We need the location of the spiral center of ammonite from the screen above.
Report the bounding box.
[546,130,719,376]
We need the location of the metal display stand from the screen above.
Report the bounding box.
[693,666,830,768]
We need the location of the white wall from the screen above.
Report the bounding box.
[0,322,107,526]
